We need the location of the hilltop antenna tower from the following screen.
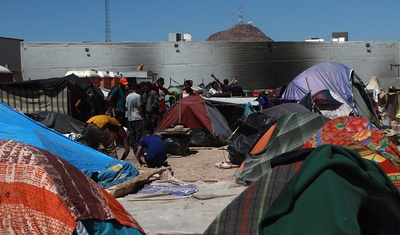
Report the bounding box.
[238,5,243,24]
[105,0,111,42]
[231,9,235,26]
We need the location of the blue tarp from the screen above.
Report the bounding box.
[139,184,198,196]
[0,102,138,187]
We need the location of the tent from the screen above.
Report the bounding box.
[156,95,232,147]
[227,103,313,165]
[236,112,330,184]
[258,103,311,118]
[0,140,145,235]
[0,74,107,123]
[25,111,85,134]
[281,61,379,125]
[0,101,138,188]
[227,113,276,164]
[205,144,400,234]
[0,65,13,82]
[260,145,400,234]
[303,115,400,186]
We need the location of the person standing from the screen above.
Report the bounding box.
[143,82,160,132]
[154,77,171,116]
[211,74,231,94]
[209,81,222,95]
[107,77,129,127]
[135,131,168,168]
[181,80,198,98]
[82,114,130,160]
[125,83,144,153]
[230,79,245,97]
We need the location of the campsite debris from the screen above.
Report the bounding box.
[154,125,192,156]
[106,170,160,198]
[215,162,239,169]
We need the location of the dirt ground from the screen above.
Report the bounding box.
[121,146,239,183]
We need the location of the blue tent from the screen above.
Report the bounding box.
[0,102,137,188]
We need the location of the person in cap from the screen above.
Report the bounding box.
[107,77,130,127]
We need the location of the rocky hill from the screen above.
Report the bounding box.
[206,24,273,42]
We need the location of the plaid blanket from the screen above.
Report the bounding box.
[237,112,329,184]
[204,151,305,234]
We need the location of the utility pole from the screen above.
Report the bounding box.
[105,0,111,42]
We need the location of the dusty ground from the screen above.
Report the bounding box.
[121,146,239,183]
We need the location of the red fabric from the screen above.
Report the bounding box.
[0,140,145,235]
[303,116,400,187]
[156,95,212,131]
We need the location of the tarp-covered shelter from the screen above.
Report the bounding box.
[0,74,107,123]
[0,102,138,188]
[227,103,313,164]
[259,103,311,118]
[304,116,400,186]
[206,144,400,234]
[227,112,276,165]
[260,144,400,234]
[281,61,379,125]
[25,111,85,134]
[236,112,330,184]
[156,95,232,147]
[0,140,145,235]
[0,65,13,82]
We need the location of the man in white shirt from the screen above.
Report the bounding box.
[209,81,222,95]
[125,83,144,153]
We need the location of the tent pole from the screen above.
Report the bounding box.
[305,77,311,94]
[305,77,316,110]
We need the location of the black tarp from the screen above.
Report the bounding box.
[0,74,107,123]
[25,111,85,134]
[227,113,276,164]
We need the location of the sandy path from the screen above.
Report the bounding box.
[122,146,239,183]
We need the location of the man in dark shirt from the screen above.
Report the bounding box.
[231,80,245,96]
[135,131,168,168]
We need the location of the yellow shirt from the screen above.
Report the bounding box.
[86,115,121,128]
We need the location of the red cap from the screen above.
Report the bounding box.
[120,77,128,85]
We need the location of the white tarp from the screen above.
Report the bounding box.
[204,96,259,106]
[118,179,246,234]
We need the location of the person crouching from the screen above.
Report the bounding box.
[135,131,168,168]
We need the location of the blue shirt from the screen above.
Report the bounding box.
[110,86,127,112]
[139,135,167,165]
